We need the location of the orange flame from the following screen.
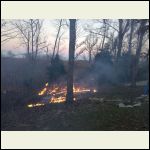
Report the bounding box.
[27,83,97,108]
[27,103,45,108]
[38,87,47,96]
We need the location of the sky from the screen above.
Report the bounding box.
[1,19,94,59]
[1,20,64,56]
[3,19,148,60]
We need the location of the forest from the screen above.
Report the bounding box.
[1,19,149,131]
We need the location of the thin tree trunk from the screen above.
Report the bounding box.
[27,41,30,59]
[51,19,62,61]
[89,50,92,64]
[116,19,123,62]
[131,32,145,87]
[117,19,130,62]
[101,34,106,50]
[31,20,34,60]
[46,46,49,60]
[35,36,39,60]
[112,38,118,58]
[66,19,76,104]
[27,31,30,58]
[117,35,123,61]
[101,20,107,50]
[131,19,148,87]
[128,20,134,83]
[128,20,134,55]
[56,35,61,55]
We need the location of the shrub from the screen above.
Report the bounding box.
[47,54,66,84]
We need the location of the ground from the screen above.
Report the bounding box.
[1,86,149,131]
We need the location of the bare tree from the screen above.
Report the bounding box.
[12,19,46,60]
[100,19,108,50]
[86,19,117,57]
[51,19,63,61]
[56,32,65,55]
[1,20,18,44]
[89,19,130,60]
[66,19,76,104]
[74,20,87,60]
[28,19,45,60]
[116,19,130,61]
[12,20,32,58]
[128,20,135,55]
[84,33,98,64]
[131,19,149,87]
[75,19,114,61]
[34,20,45,60]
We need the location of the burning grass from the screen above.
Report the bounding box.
[27,82,97,108]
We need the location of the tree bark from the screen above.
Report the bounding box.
[51,19,62,61]
[35,36,39,60]
[31,20,34,60]
[89,50,92,64]
[128,20,134,55]
[116,20,123,62]
[56,33,63,55]
[131,19,148,87]
[27,31,30,58]
[116,19,129,62]
[131,32,145,87]
[101,19,107,50]
[128,20,135,83]
[66,19,76,104]
[101,33,106,50]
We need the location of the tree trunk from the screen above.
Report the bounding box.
[27,40,30,58]
[56,35,61,55]
[89,50,92,64]
[128,20,134,83]
[31,20,34,60]
[131,32,145,87]
[116,19,125,62]
[101,35,106,50]
[117,35,123,61]
[131,19,148,87]
[35,33,40,60]
[101,20,107,50]
[128,20,134,55]
[27,31,30,58]
[51,19,62,61]
[112,37,118,58]
[66,19,76,104]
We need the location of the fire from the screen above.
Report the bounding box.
[38,87,47,96]
[50,96,66,103]
[27,103,45,108]
[45,82,49,86]
[27,83,97,108]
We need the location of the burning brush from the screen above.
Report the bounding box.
[27,82,97,108]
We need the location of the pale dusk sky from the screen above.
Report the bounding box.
[2,19,97,59]
[3,19,143,60]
